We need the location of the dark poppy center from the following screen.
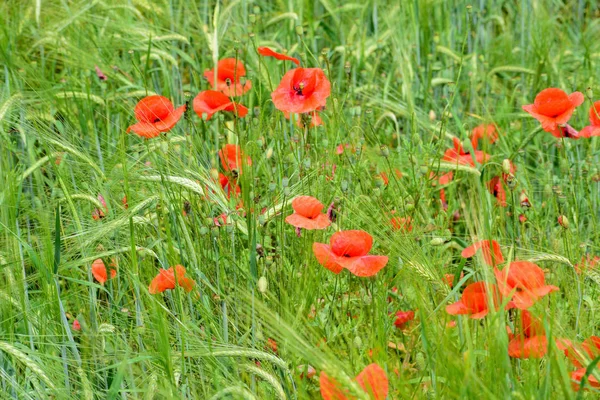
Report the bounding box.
[293,82,305,96]
[152,117,162,123]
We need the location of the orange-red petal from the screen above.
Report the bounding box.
[313,243,344,274]
[330,230,373,258]
[355,364,389,400]
[257,46,300,66]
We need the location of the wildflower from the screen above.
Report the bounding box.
[72,319,81,331]
[95,65,107,81]
[446,281,513,319]
[320,363,388,400]
[203,58,252,97]
[441,138,489,166]
[579,101,600,138]
[313,230,388,277]
[562,336,600,370]
[494,261,559,309]
[522,88,584,134]
[558,215,569,229]
[271,68,331,114]
[461,240,504,267]
[390,216,412,232]
[91,258,116,284]
[121,195,129,209]
[218,173,241,198]
[257,46,300,66]
[219,144,252,174]
[266,338,278,353]
[470,124,498,148]
[508,335,548,359]
[487,176,507,207]
[393,310,415,329]
[148,265,195,294]
[297,364,317,379]
[126,95,186,139]
[193,90,248,120]
[575,254,600,274]
[285,196,331,230]
[571,367,600,391]
[92,194,108,220]
[444,272,464,288]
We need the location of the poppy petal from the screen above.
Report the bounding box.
[257,46,300,66]
[127,122,162,138]
[313,243,344,274]
[338,256,388,277]
[446,300,469,315]
[319,372,349,400]
[355,364,389,400]
[153,104,186,131]
[330,230,373,258]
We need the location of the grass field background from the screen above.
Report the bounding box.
[1,0,600,398]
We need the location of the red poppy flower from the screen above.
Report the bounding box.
[313,230,388,277]
[91,258,116,284]
[487,176,507,207]
[390,216,412,232]
[442,138,490,166]
[272,68,331,114]
[203,58,252,97]
[508,335,548,359]
[571,367,600,391]
[285,196,331,230]
[320,363,388,400]
[522,88,584,133]
[257,46,300,66]
[127,95,186,139]
[579,101,600,138]
[92,194,108,221]
[461,240,504,267]
[562,336,600,369]
[72,319,81,331]
[494,261,559,309]
[444,272,464,288]
[575,254,600,274]
[219,144,252,174]
[148,265,195,294]
[218,173,241,198]
[446,281,512,319]
[193,90,248,121]
[470,124,498,148]
[394,310,415,329]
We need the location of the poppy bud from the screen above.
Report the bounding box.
[520,191,531,208]
[209,168,219,181]
[268,182,276,192]
[502,159,512,175]
[257,276,268,293]
[283,187,291,197]
[558,215,569,229]
[249,13,256,24]
[353,336,363,349]
[341,180,348,192]
[266,147,273,159]
[429,110,436,121]
[430,237,445,246]
[199,226,209,235]
[295,25,304,36]
[344,62,351,76]
[586,87,593,100]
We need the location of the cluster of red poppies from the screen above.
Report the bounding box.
[85,47,600,395]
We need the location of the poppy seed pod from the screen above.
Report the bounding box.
[586,87,593,100]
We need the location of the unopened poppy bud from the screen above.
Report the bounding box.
[282,177,289,188]
[283,187,291,197]
[303,158,311,168]
[344,62,351,75]
[209,168,219,181]
[374,177,385,188]
[353,336,363,349]
[257,276,268,293]
[558,215,569,229]
[416,352,426,370]
[266,147,274,159]
[199,226,209,236]
[249,13,256,24]
[430,237,445,246]
[586,87,593,100]
[268,182,276,191]
[502,159,512,175]
[429,110,436,121]
[295,25,304,36]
